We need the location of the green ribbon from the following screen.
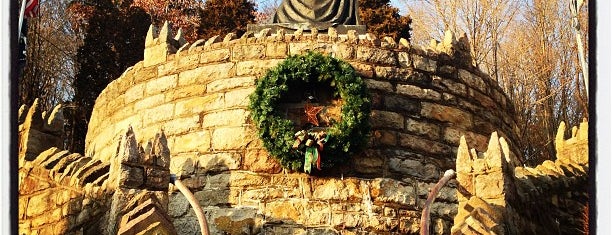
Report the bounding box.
[304,146,318,173]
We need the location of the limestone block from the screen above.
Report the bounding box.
[388,157,423,178]
[332,43,356,60]
[370,178,416,207]
[224,87,256,107]
[370,110,404,129]
[229,172,271,187]
[312,178,363,201]
[372,130,398,146]
[406,118,440,140]
[27,191,54,217]
[421,102,472,129]
[397,84,442,101]
[207,76,255,93]
[236,59,283,76]
[145,74,177,96]
[134,94,164,111]
[178,63,235,86]
[233,44,266,60]
[412,54,437,73]
[160,115,200,136]
[264,200,304,224]
[174,95,218,117]
[356,47,398,66]
[19,174,51,195]
[289,42,332,55]
[432,76,467,96]
[211,127,252,150]
[124,83,145,104]
[171,130,211,154]
[352,152,385,174]
[469,88,496,109]
[348,62,374,77]
[144,44,170,67]
[119,166,144,188]
[206,173,230,188]
[200,48,231,64]
[443,127,488,152]
[243,149,282,173]
[364,79,393,92]
[165,84,206,102]
[399,133,452,156]
[194,188,231,207]
[196,152,241,172]
[374,66,413,80]
[172,216,201,235]
[458,69,487,92]
[474,172,505,199]
[167,193,190,218]
[142,103,175,126]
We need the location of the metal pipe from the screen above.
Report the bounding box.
[420,169,456,235]
[170,174,210,235]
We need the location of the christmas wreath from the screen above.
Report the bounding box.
[249,52,371,172]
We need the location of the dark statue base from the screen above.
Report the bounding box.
[247,23,367,35]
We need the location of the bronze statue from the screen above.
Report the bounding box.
[272,0,361,29]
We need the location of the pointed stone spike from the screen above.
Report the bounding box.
[275,29,285,40]
[145,24,157,47]
[257,28,272,39]
[223,33,237,42]
[294,26,304,37]
[119,126,140,164]
[205,35,221,46]
[485,132,503,169]
[44,104,63,133]
[189,39,206,52]
[383,36,396,47]
[159,21,172,43]
[499,137,512,165]
[555,121,566,155]
[24,98,44,131]
[18,104,28,124]
[174,28,187,46]
[456,136,472,173]
[443,30,456,48]
[310,27,318,39]
[153,131,170,168]
[572,126,578,137]
[399,38,410,49]
[328,27,338,41]
[347,30,358,43]
[578,120,588,140]
[177,43,190,55]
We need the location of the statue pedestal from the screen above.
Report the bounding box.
[247,23,367,35]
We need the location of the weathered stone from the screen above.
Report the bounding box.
[370,178,416,206]
[266,42,288,58]
[134,94,165,111]
[211,127,251,150]
[196,152,241,172]
[469,88,496,109]
[145,74,177,95]
[375,66,413,80]
[224,87,255,107]
[352,152,385,174]
[233,44,266,60]
[349,62,374,77]
[289,42,332,55]
[124,83,145,104]
[412,54,437,72]
[194,188,231,206]
[332,43,355,60]
[243,149,282,173]
[174,95,218,116]
[264,201,304,224]
[229,172,271,187]
[172,131,211,154]
[458,69,487,92]
[26,191,54,217]
[370,110,404,129]
[178,63,235,86]
[397,84,441,101]
[119,166,144,188]
[161,115,200,136]
[200,48,231,63]
[364,79,393,91]
[202,109,248,128]
[421,102,472,129]
[432,76,466,96]
[406,118,440,140]
[443,127,488,152]
[206,76,255,93]
[372,130,398,146]
[356,47,398,66]
[474,172,505,199]
[142,103,175,126]
[236,59,283,76]
[312,178,363,201]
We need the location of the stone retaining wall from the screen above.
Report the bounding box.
[82,23,522,234]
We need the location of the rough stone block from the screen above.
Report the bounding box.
[194,188,230,207]
[370,178,416,207]
[266,42,288,58]
[178,53,200,68]
[228,172,271,187]
[375,66,413,80]
[312,178,363,201]
[175,95,218,117]
[474,173,505,199]
[145,74,177,96]
[372,130,398,146]
[196,152,241,172]
[134,94,164,111]
[384,95,421,114]
[236,59,283,76]
[469,88,496,109]
[224,87,255,107]
[124,83,145,104]
[421,102,472,129]
[458,69,487,92]
[200,48,231,63]
[349,62,374,78]
[26,191,54,217]
[352,152,385,174]
[397,84,442,101]
[364,79,393,92]
[161,115,200,136]
[412,54,437,72]
[264,201,304,224]
[211,127,252,150]
[243,148,282,173]
[143,103,175,126]
[119,166,145,188]
[202,109,248,128]
[233,44,266,60]
[332,43,356,60]
[144,168,170,191]
[356,47,398,66]
[406,118,440,140]
[172,130,211,154]
[206,76,255,93]
[178,63,235,86]
[443,127,488,152]
[289,42,332,55]
[370,110,404,129]
[399,133,451,155]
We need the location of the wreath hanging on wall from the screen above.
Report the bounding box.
[249,51,371,173]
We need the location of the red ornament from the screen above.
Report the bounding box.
[304,102,324,126]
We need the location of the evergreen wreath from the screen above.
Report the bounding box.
[249,51,371,172]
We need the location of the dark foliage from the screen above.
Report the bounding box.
[198,0,256,39]
[359,0,411,41]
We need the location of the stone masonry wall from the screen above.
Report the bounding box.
[452,120,588,234]
[18,100,112,234]
[82,23,522,234]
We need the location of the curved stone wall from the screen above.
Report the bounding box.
[84,25,521,234]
